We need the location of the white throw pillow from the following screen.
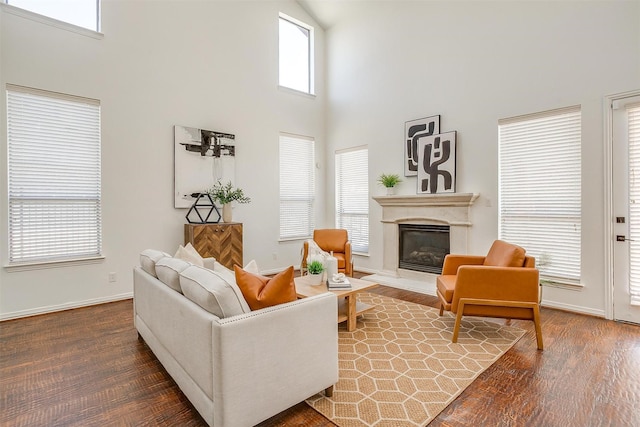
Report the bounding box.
[155,256,191,293]
[243,259,260,275]
[140,249,171,278]
[174,243,204,267]
[179,265,250,318]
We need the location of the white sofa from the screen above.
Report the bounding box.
[133,250,338,427]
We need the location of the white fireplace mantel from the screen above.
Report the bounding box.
[370,192,479,295]
[372,193,479,208]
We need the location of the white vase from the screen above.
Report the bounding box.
[386,186,396,195]
[222,203,232,223]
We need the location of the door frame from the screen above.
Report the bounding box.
[604,89,640,321]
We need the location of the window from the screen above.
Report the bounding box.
[7,85,102,264]
[498,106,581,284]
[628,104,640,304]
[335,147,369,253]
[3,0,100,32]
[279,133,315,240]
[279,13,313,94]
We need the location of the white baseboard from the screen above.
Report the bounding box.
[363,273,606,318]
[360,273,437,297]
[0,292,133,321]
[540,299,605,318]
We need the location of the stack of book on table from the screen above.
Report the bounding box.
[327,276,351,290]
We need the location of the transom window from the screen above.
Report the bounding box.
[3,0,100,32]
[279,13,313,94]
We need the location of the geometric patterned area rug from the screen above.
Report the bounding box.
[306,293,525,427]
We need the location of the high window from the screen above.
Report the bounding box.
[3,0,100,32]
[279,13,313,94]
[279,133,315,240]
[498,106,581,284]
[335,147,369,254]
[7,85,102,264]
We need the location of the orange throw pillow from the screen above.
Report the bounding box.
[234,265,297,310]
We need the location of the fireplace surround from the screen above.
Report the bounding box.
[372,193,479,293]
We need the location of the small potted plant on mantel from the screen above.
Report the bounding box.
[377,173,402,195]
[307,260,325,285]
[208,180,251,223]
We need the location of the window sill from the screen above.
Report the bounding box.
[1,3,103,39]
[278,236,312,243]
[278,85,316,99]
[541,279,584,291]
[5,256,105,272]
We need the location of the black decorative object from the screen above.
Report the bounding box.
[185,193,221,224]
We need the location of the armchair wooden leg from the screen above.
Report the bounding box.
[533,304,544,350]
[325,385,334,397]
[439,303,444,316]
[452,303,465,343]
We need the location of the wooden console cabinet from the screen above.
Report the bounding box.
[184,223,243,270]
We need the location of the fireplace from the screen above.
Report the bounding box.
[399,224,450,274]
[372,193,478,295]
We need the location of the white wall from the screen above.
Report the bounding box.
[324,1,640,316]
[0,0,325,319]
[2,0,639,320]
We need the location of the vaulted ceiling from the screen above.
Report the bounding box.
[297,0,364,29]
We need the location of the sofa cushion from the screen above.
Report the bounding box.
[483,240,526,267]
[234,265,297,310]
[174,243,204,267]
[155,256,191,293]
[179,265,250,318]
[210,261,252,313]
[140,249,171,278]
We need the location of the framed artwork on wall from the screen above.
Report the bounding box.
[404,115,440,176]
[417,131,456,194]
[174,125,236,208]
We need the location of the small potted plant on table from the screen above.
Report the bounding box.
[307,260,325,285]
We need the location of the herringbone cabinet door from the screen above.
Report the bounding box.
[184,223,243,269]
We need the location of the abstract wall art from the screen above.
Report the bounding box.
[416,131,456,194]
[174,125,236,208]
[404,115,440,176]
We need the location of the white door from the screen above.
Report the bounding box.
[612,93,640,324]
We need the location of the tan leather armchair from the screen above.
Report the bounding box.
[301,229,354,277]
[437,240,543,350]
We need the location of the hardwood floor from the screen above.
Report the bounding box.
[2,278,640,426]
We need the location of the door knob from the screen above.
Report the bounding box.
[617,235,635,242]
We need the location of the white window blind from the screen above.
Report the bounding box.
[498,106,581,283]
[335,146,369,253]
[628,104,640,305]
[7,85,102,264]
[279,133,315,240]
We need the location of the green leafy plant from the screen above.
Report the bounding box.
[307,260,324,275]
[208,181,251,204]
[377,173,402,188]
